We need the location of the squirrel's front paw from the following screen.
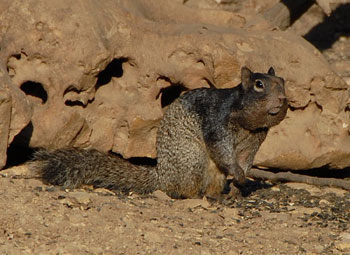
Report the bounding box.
[231,165,246,185]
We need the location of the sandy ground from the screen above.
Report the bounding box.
[1,172,350,255]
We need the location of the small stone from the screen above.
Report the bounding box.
[339,36,347,42]
[220,207,240,220]
[335,232,350,251]
[175,197,210,209]
[319,199,331,206]
[59,198,74,207]
[340,233,350,241]
[45,187,58,192]
[143,231,162,243]
[290,206,321,216]
[271,186,280,192]
[323,187,347,197]
[1,165,39,178]
[68,191,92,205]
[284,183,322,196]
[152,190,171,201]
[94,188,116,196]
[335,241,350,251]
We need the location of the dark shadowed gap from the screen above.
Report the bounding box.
[128,157,157,166]
[108,151,157,166]
[260,166,350,179]
[63,86,87,107]
[159,84,187,108]
[304,3,350,51]
[64,58,129,107]
[95,58,129,90]
[64,100,86,107]
[281,0,314,26]
[20,81,48,104]
[5,122,35,168]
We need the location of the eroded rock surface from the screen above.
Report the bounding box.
[0,65,31,169]
[0,0,350,170]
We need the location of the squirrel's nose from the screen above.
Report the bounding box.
[277,84,287,101]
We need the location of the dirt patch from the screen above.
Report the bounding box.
[1,175,349,254]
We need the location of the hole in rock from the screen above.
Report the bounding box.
[65,100,86,107]
[20,81,48,104]
[96,58,129,89]
[159,83,187,108]
[12,54,21,60]
[63,86,90,107]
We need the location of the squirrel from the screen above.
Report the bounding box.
[31,66,288,199]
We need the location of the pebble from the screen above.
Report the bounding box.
[323,187,347,197]
[290,206,321,215]
[152,190,171,201]
[143,231,162,243]
[175,197,210,209]
[271,186,280,192]
[1,165,39,178]
[335,233,350,251]
[284,183,322,196]
[68,191,92,205]
[94,188,116,196]
[319,199,331,206]
[220,207,240,220]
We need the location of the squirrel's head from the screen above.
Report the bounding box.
[238,66,288,130]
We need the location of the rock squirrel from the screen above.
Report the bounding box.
[31,66,288,198]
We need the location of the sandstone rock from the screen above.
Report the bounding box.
[0,165,37,178]
[0,82,11,169]
[1,0,350,171]
[0,64,31,169]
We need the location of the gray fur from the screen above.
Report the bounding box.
[32,66,288,199]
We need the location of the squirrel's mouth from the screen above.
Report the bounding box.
[268,107,281,115]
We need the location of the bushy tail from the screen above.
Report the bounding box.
[31,149,159,194]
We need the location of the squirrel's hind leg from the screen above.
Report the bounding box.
[157,141,211,199]
[203,158,227,198]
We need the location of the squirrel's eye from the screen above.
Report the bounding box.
[254,80,265,92]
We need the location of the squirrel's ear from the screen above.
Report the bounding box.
[241,66,252,89]
[268,67,275,76]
